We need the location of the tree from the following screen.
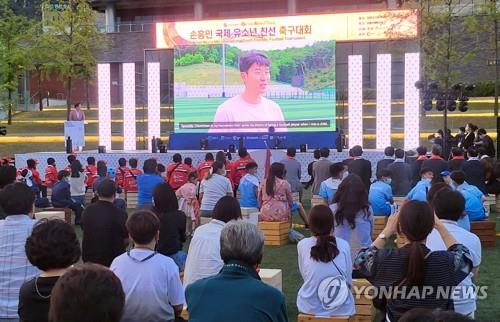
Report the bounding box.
[43,0,102,119]
[0,0,34,124]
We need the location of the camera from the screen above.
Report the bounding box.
[0,126,6,136]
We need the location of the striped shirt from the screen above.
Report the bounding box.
[0,215,39,318]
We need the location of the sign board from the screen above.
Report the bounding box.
[64,121,85,147]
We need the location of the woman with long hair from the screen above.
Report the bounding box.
[297,205,355,317]
[69,160,86,225]
[258,162,293,222]
[355,200,473,321]
[330,174,373,261]
[199,161,233,223]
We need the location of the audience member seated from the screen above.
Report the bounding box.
[449,171,486,221]
[347,145,372,191]
[216,150,234,186]
[331,174,373,261]
[448,147,466,171]
[427,180,470,231]
[184,157,196,174]
[476,128,495,157]
[0,183,39,321]
[281,147,303,201]
[176,172,200,236]
[305,149,321,190]
[82,180,128,267]
[44,157,58,189]
[68,160,86,225]
[376,146,395,177]
[166,153,191,190]
[85,156,98,189]
[412,146,428,185]
[123,158,142,193]
[115,158,129,189]
[318,162,345,204]
[426,189,481,317]
[199,161,233,221]
[407,167,434,202]
[51,170,84,221]
[64,154,76,173]
[297,205,355,317]
[186,220,288,322]
[231,147,256,190]
[238,162,260,209]
[111,210,185,322]
[91,163,107,193]
[0,165,19,219]
[183,196,242,287]
[152,183,187,271]
[400,308,475,322]
[369,169,396,217]
[312,147,332,195]
[27,158,47,197]
[259,162,294,222]
[19,219,80,322]
[462,147,487,194]
[48,263,125,322]
[157,163,166,180]
[422,144,448,182]
[137,158,165,208]
[355,200,473,321]
[196,153,214,181]
[387,148,413,196]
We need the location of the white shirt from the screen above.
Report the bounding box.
[297,236,355,317]
[200,174,233,211]
[183,219,226,288]
[69,174,86,196]
[210,94,286,133]
[426,220,481,314]
[110,249,185,322]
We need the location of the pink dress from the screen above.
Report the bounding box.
[176,182,199,221]
[258,178,293,222]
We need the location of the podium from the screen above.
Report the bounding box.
[64,121,85,150]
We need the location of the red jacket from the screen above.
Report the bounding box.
[167,162,191,189]
[44,165,58,188]
[197,160,213,180]
[124,168,143,192]
[231,156,256,185]
[30,168,43,186]
[85,165,98,188]
[115,166,130,188]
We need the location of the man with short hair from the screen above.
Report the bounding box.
[426,189,481,317]
[51,170,84,221]
[376,146,395,177]
[166,153,190,190]
[387,149,412,196]
[347,145,372,190]
[448,147,466,171]
[0,183,39,320]
[280,147,302,200]
[421,144,448,182]
[406,168,434,202]
[369,169,396,216]
[124,158,142,193]
[475,128,495,157]
[312,147,332,195]
[231,147,256,189]
[461,148,487,194]
[449,171,486,222]
[82,180,128,267]
[197,153,214,181]
[115,158,129,189]
[411,146,428,185]
[210,52,286,133]
[318,162,345,204]
[186,221,288,321]
[111,210,185,322]
[44,157,58,188]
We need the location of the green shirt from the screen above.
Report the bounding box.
[186,260,288,322]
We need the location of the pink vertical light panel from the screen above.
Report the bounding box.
[147,62,161,150]
[98,63,111,151]
[404,53,420,150]
[376,54,392,149]
[348,55,363,148]
[122,63,136,150]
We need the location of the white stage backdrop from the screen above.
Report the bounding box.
[16,149,386,182]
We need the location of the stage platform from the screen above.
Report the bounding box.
[15,149,385,182]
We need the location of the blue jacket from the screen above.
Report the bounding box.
[51,181,72,207]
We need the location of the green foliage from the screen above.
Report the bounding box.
[472,80,498,97]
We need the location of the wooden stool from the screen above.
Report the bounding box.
[372,216,387,240]
[181,308,189,320]
[352,279,374,321]
[258,221,290,246]
[484,194,496,217]
[495,194,500,213]
[298,314,349,322]
[258,268,282,291]
[393,197,405,208]
[126,191,138,209]
[471,220,497,247]
[311,195,326,208]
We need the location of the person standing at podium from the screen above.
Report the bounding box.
[68,103,85,121]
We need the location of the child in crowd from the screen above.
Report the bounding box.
[196,153,214,181]
[85,157,98,190]
[45,157,58,189]
[368,169,396,216]
[318,162,346,204]
[27,159,46,197]
[176,172,200,236]
[406,167,434,202]
[65,155,76,172]
[123,158,142,193]
[184,157,196,174]
[115,158,129,189]
[238,162,259,209]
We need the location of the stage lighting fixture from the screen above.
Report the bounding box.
[422,99,433,111]
[404,53,420,151]
[458,100,468,112]
[200,139,208,150]
[446,98,457,112]
[428,80,439,91]
[228,144,236,153]
[348,55,363,148]
[465,84,476,91]
[300,144,307,153]
[435,94,446,111]
[0,126,6,136]
[414,80,425,90]
[451,83,462,91]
